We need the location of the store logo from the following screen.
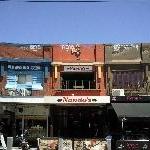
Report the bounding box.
[57,97,97,103]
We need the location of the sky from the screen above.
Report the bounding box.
[0,0,150,44]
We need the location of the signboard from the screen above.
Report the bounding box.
[20,44,42,50]
[58,138,73,150]
[64,66,93,72]
[111,96,150,103]
[38,138,58,150]
[116,140,150,150]
[38,138,107,150]
[74,139,107,150]
[7,64,42,71]
[0,96,110,104]
[44,96,110,104]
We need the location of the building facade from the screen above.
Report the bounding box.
[0,43,111,143]
[49,44,111,138]
[105,43,144,96]
[51,44,106,96]
[0,43,52,142]
[2,42,150,149]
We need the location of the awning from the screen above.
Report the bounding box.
[0,57,51,64]
[112,103,150,118]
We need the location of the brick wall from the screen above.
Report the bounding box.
[52,44,106,96]
[52,44,104,63]
[0,44,52,96]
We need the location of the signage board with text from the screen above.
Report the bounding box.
[64,66,93,72]
[45,96,110,104]
[116,140,150,150]
[111,96,150,103]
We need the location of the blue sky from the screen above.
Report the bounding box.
[0,0,150,44]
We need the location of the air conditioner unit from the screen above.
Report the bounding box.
[112,89,125,96]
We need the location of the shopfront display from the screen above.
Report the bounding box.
[15,105,48,138]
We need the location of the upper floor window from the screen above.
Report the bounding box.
[61,72,96,90]
[112,71,143,89]
[17,74,32,84]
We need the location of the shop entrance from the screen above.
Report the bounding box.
[51,105,116,138]
[61,72,96,89]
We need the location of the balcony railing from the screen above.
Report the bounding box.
[51,80,101,96]
[53,89,101,96]
[60,80,97,90]
[110,82,147,96]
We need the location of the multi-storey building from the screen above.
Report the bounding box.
[49,44,111,138]
[106,44,150,145]
[51,44,106,96]
[105,43,144,96]
[3,42,150,148]
[0,43,52,140]
[141,43,150,95]
[0,43,111,142]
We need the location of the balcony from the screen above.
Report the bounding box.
[53,89,101,96]
[110,82,147,96]
[52,80,101,96]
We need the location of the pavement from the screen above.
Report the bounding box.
[0,146,37,150]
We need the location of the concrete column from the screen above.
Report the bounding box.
[7,137,13,150]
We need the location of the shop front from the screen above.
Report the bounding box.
[111,96,150,149]
[44,96,111,138]
[15,104,48,138]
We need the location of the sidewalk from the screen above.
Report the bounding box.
[0,147,37,150]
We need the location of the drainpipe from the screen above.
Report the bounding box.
[108,65,112,95]
[46,107,49,137]
[145,65,149,95]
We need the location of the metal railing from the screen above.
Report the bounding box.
[60,80,97,90]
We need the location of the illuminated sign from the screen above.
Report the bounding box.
[116,140,150,150]
[111,96,150,103]
[64,66,93,72]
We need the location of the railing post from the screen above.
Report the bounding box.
[82,80,84,89]
[75,80,76,89]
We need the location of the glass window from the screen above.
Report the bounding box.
[112,71,143,89]
[17,74,32,84]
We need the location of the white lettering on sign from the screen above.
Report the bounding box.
[61,44,81,59]
[112,44,139,55]
[20,44,42,50]
[61,44,79,52]
[64,66,92,72]
[7,65,41,70]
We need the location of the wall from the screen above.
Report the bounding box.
[0,44,52,96]
[105,44,141,64]
[52,44,104,63]
[52,44,106,96]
